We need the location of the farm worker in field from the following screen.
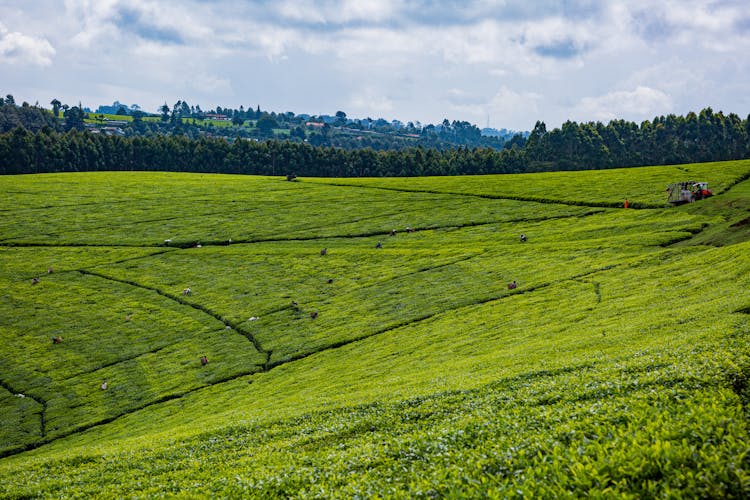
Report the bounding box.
[624,198,629,209]
[100,380,108,390]
[520,233,527,242]
[200,355,208,366]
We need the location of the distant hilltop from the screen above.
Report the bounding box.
[95,101,142,115]
[72,97,526,150]
[481,127,527,138]
[90,98,525,141]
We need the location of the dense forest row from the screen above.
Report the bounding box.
[1,99,749,176]
[0,126,525,176]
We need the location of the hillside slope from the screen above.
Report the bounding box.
[1,162,749,497]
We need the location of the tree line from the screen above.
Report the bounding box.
[0,101,749,176]
[524,108,750,170]
[0,127,526,176]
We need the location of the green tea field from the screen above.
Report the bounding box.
[1,161,750,497]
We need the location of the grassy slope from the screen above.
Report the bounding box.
[306,160,750,207]
[0,162,749,497]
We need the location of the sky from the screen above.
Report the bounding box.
[1,0,749,131]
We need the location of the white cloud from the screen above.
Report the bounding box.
[624,0,750,51]
[64,0,213,48]
[274,0,399,24]
[445,86,542,128]
[348,87,395,115]
[253,27,304,60]
[446,88,484,107]
[186,73,233,95]
[311,26,413,60]
[274,1,328,24]
[63,0,118,48]
[437,21,506,66]
[623,58,706,97]
[0,22,55,66]
[577,86,673,122]
[334,0,400,23]
[489,86,542,117]
[2,1,750,129]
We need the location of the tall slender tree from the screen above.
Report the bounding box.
[50,99,62,117]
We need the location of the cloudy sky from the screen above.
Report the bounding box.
[1,0,749,131]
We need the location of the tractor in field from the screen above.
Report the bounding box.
[666,181,713,204]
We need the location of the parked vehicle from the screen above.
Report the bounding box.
[667,181,712,204]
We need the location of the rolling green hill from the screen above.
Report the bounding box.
[1,161,750,497]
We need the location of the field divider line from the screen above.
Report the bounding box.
[0,193,272,214]
[305,180,665,209]
[0,198,139,213]
[280,208,416,235]
[99,248,179,266]
[55,337,220,384]
[0,379,47,439]
[401,253,479,277]
[1,264,624,459]
[3,242,167,248]
[717,169,750,196]
[256,207,607,244]
[0,368,262,460]
[10,249,176,284]
[2,209,603,251]
[71,206,276,233]
[76,270,271,362]
[267,264,622,369]
[246,253,487,325]
[656,222,712,247]
[257,207,609,243]
[323,253,485,302]
[163,210,605,248]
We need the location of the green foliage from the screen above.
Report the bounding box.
[0,105,59,133]
[310,159,750,207]
[83,113,133,123]
[3,103,750,176]
[0,165,749,497]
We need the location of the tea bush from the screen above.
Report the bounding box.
[1,161,749,497]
